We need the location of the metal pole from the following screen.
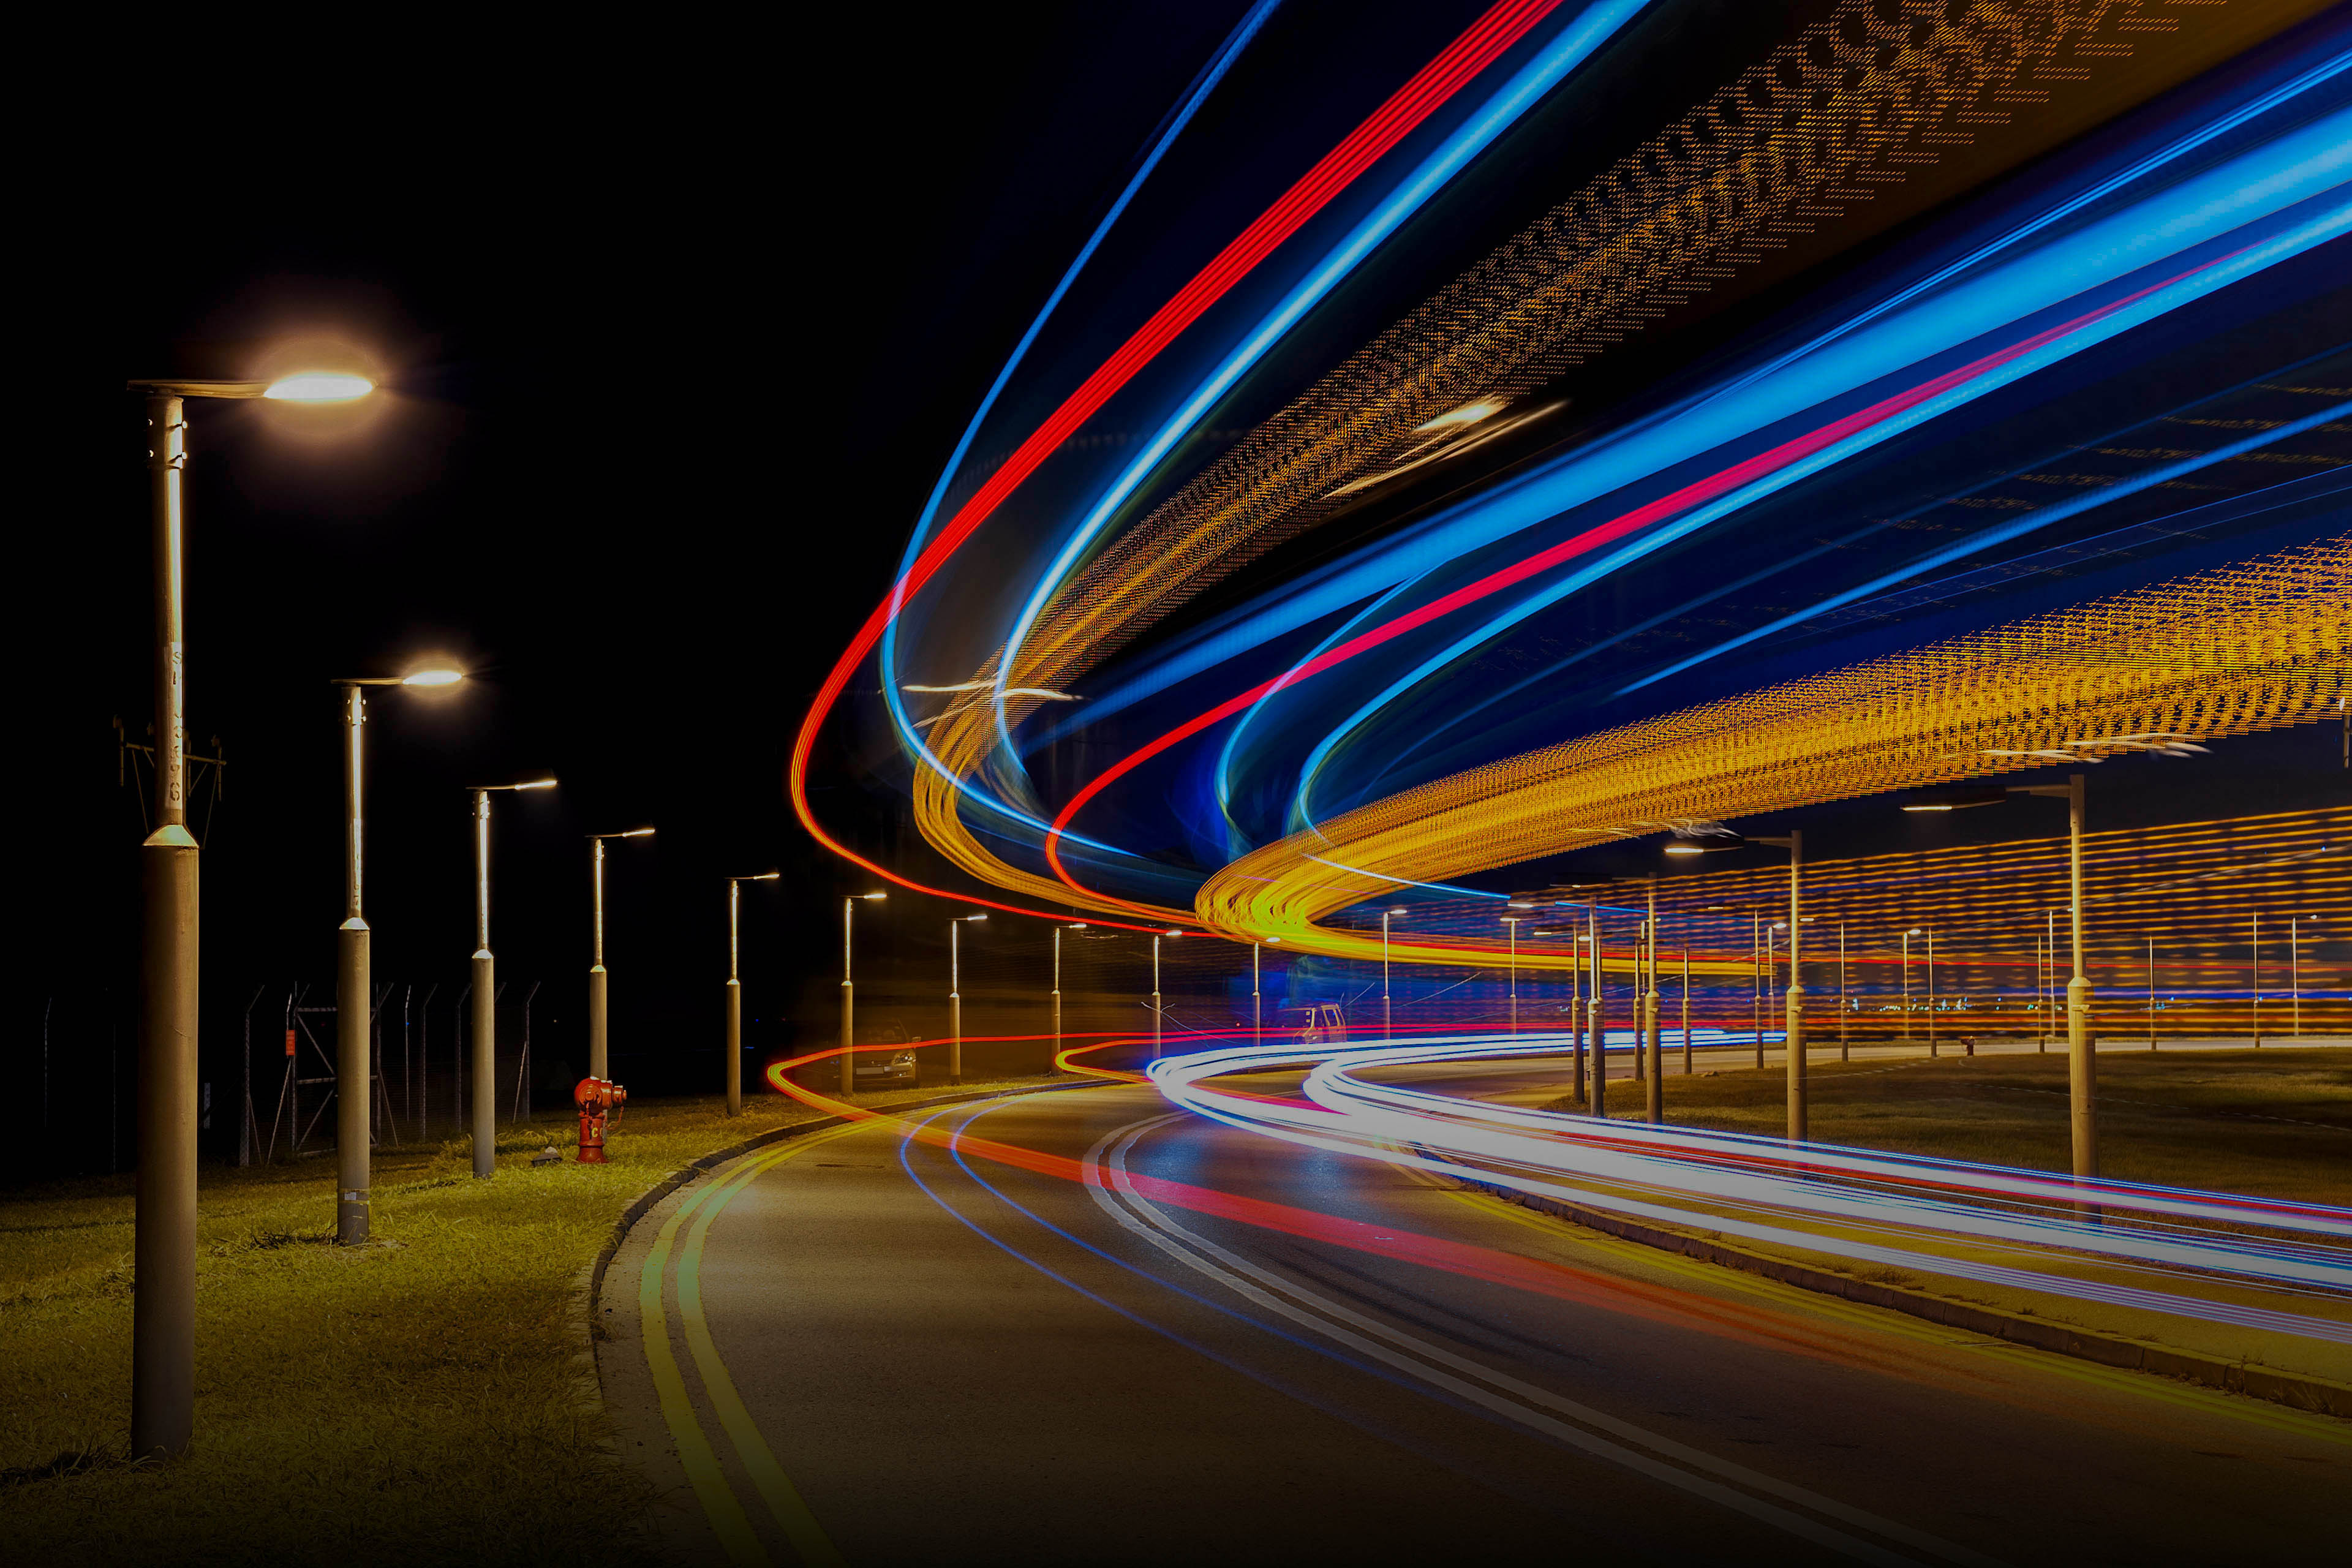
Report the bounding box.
[589,838,608,1082]
[1570,931,1585,1103]
[2251,912,2261,1049]
[840,899,856,1096]
[1249,939,1259,1040]
[1838,922,1848,1062]
[1681,949,1692,1076]
[1055,927,1066,1058]
[1926,927,1937,1059]
[1382,912,1392,1044]
[1752,914,1763,1069]
[2291,917,2301,1038]
[134,392,199,1458]
[470,791,497,1179]
[335,683,372,1244]
[2064,774,2096,1181]
[2147,935,2155,1052]
[950,921,963,1085]
[1902,931,1912,1048]
[1784,832,1804,1144]
[1505,919,1519,1036]
[1645,886,1663,1124]
[1152,936,1163,1062]
[725,880,742,1115]
[1586,906,1605,1119]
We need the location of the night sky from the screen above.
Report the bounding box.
[17,2,2343,1173]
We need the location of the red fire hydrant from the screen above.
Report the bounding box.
[575,1077,627,1163]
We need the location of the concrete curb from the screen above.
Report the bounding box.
[1428,1163,2352,1420]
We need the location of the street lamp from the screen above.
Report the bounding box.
[949,914,987,1084]
[725,873,780,1115]
[1497,914,1527,1036]
[1901,928,1923,1042]
[1053,922,1087,1058]
[1152,930,1180,1061]
[1378,909,1400,1042]
[1252,937,1281,1039]
[1902,775,2095,1177]
[122,368,375,1458]
[467,779,557,1179]
[330,665,467,1247]
[840,892,887,1095]
[588,827,656,1082]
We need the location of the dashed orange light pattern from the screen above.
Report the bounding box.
[1196,535,2351,964]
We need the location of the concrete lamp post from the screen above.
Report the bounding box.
[123,367,374,1459]
[587,827,656,1082]
[330,665,467,1246]
[466,779,559,1178]
[840,893,887,1095]
[725,872,780,1115]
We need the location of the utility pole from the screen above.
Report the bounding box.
[725,873,779,1114]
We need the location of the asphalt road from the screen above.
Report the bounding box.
[597,1064,2346,1566]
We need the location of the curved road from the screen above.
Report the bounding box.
[598,1065,2345,1566]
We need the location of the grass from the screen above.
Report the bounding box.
[1552,1047,2352,1205]
[0,1072,1071,1567]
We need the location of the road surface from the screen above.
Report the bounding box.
[597,1063,2345,1566]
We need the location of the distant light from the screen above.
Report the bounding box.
[1266,937,1283,944]
[967,913,989,922]
[750,872,780,881]
[1164,929,1182,937]
[621,827,655,838]
[517,778,557,790]
[263,372,374,402]
[401,666,465,687]
[861,892,888,900]
[1068,922,1088,930]
[1901,804,1956,813]
[1664,842,1708,855]
[1507,900,1536,909]
[1389,907,1409,915]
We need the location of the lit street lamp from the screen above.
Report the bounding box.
[1500,914,1525,1036]
[123,368,374,1459]
[588,827,656,1082]
[949,914,987,1083]
[1152,930,1180,1060]
[1052,921,1090,1060]
[1381,907,1406,1042]
[331,666,466,1246]
[1251,937,1281,1039]
[1904,775,2095,1177]
[468,779,557,1178]
[725,873,780,1115]
[841,892,886,1095]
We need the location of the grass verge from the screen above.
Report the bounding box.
[0,1073,1071,1567]
[1556,1047,2352,1206]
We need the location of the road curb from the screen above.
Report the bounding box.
[583,1078,1111,1379]
[1425,1162,2352,1420]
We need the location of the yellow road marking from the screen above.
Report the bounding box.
[641,1122,866,1566]
[1419,1169,2352,1447]
[642,1172,767,1566]
[684,1139,856,1567]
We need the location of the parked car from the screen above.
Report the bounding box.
[1286,1003,1349,1049]
[852,1022,921,1090]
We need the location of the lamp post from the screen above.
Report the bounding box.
[1152,930,1180,1060]
[1902,774,2095,1178]
[588,827,655,1082]
[467,779,557,1180]
[1838,922,1849,1063]
[331,666,466,1246]
[1643,881,1664,1123]
[1379,909,1393,1041]
[1584,905,1605,1118]
[841,892,886,1094]
[1901,929,1921,1045]
[1746,835,1803,1142]
[1251,937,1281,1038]
[124,368,373,1459]
[1054,922,1087,1059]
[725,873,780,1115]
[1501,916,1523,1036]
[949,914,987,1083]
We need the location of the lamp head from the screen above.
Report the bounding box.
[1901,787,2007,812]
[401,666,466,687]
[263,372,375,402]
